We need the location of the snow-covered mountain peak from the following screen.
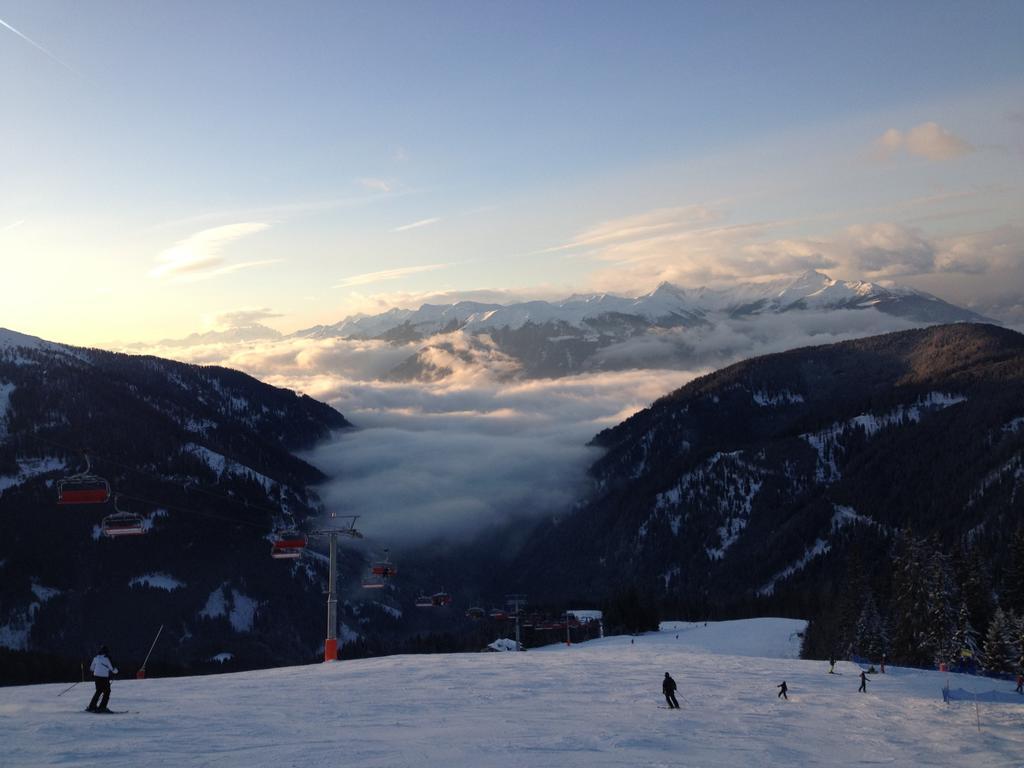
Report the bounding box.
[293,272,985,351]
[0,327,52,351]
[773,270,835,300]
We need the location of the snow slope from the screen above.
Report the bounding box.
[3,618,1023,767]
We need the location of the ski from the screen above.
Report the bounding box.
[82,709,136,715]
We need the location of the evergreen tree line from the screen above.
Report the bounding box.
[802,529,1024,676]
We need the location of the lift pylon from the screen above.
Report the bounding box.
[309,515,362,662]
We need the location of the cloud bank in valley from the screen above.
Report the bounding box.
[128,306,932,548]
[304,369,697,547]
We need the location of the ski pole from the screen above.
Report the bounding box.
[137,624,163,678]
[57,664,85,697]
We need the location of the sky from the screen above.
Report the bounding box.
[1,1,1022,346]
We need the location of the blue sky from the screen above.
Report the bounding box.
[1,1,1022,343]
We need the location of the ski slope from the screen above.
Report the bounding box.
[4,618,1023,767]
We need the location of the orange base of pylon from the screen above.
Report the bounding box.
[324,639,338,662]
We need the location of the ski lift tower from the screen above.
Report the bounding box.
[309,514,363,662]
[506,594,527,651]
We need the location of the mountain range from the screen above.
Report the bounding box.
[291,271,989,379]
[298,271,985,340]
[123,272,991,383]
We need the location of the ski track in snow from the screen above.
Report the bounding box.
[3,618,1023,767]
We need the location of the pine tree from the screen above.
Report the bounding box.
[852,591,885,661]
[982,607,1017,675]
[923,541,958,666]
[951,600,980,669]
[1002,530,1024,616]
[889,534,942,666]
[834,549,870,657]
[1011,611,1024,673]
[954,543,994,634]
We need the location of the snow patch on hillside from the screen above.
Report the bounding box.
[130,573,185,591]
[0,583,60,650]
[141,508,169,533]
[650,451,770,559]
[30,582,60,603]
[752,389,805,406]
[374,603,402,619]
[968,451,1024,507]
[757,506,883,596]
[183,443,276,492]
[831,504,875,530]
[0,457,67,496]
[200,584,260,632]
[661,566,681,588]
[1002,416,1024,433]
[758,539,831,596]
[0,328,49,352]
[0,381,14,435]
[802,392,967,482]
[184,417,218,435]
[0,611,32,650]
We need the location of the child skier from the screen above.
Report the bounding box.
[858,670,868,693]
[829,656,836,674]
[86,645,119,713]
[777,681,788,700]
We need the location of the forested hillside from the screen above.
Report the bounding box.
[507,324,1024,670]
[0,330,363,680]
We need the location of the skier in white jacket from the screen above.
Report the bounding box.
[86,645,119,713]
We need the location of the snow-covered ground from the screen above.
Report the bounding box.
[3,618,1023,767]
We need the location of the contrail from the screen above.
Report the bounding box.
[0,16,77,73]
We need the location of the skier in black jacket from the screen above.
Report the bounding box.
[777,681,788,700]
[858,670,868,692]
[662,672,680,709]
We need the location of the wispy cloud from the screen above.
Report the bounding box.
[150,189,412,233]
[546,194,1024,296]
[151,222,278,281]
[872,122,973,161]
[533,205,721,257]
[1,219,25,232]
[393,217,440,233]
[335,263,451,289]
[0,16,77,74]
[358,178,394,193]
[214,307,283,328]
